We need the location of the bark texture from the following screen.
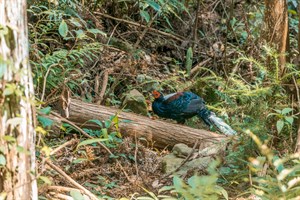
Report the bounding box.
[57,99,227,149]
[264,0,288,74]
[0,1,37,199]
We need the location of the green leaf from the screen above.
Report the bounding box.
[274,109,282,114]
[77,138,108,149]
[0,192,7,200]
[0,62,7,79]
[16,146,30,155]
[146,0,160,11]
[69,18,82,27]
[39,107,51,115]
[276,120,284,133]
[3,135,16,142]
[87,28,107,36]
[39,176,52,185]
[0,155,6,166]
[140,10,150,23]
[72,158,87,164]
[37,116,54,128]
[273,156,284,173]
[70,190,84,200]
[158,186,174,193]
[173,176,186,191]
[102,128,108,139]
[104,120,111,128]
[220,188,229,200]
[58,20,68,37]
[185,47,193,77]
[88,119,103,128]
[75,29,85,39]
[285,116,294,125]
[281,108,293,115]
[3,86,14,96]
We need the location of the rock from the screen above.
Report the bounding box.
[161,153,212,175]
[161,154,185,174]
[172,143,193,158]
[123,89,148,116]
[187,157,212,171]
[162,143,216,175]
[198,142,227,157]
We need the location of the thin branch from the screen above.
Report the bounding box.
[46,160,100,200]
[162,139,199,178]
[94,12,184,42]
[50,111,131,182]
[292,75,300,152]
[134,1,168,48]
[190,58,212,77]
[96,69,109,104]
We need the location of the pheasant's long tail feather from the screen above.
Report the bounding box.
[208,112,237,136]
[198,109,237,135]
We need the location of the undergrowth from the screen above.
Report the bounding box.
[28,0,300,199]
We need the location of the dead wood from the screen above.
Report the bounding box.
[53,99,227,149]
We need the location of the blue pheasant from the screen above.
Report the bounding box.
[151,90,236,136]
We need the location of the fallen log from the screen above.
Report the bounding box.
[54,99,227,149]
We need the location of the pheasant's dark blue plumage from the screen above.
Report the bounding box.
[152,90,236,135]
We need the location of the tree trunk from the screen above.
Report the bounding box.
[0,1,37,199]
[54,99,227,149]
[264,0,289,75]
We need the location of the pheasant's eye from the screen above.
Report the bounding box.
[152,90,161,98]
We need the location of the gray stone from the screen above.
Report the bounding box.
[198,142,227,157]
[162,153,213,175]
[187,157,213,171]
[162,143,216,175]
[123,89,148,116]
[172,143,193,158]
[161,154,185,174]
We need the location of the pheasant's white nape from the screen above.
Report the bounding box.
[163,92,177,100]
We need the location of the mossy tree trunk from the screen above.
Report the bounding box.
[264,0,289,75]
[0,1,37,199]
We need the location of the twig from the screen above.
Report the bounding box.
[107,22,120,45]
[134,1,168,48]
[50,139,78,156]
[40,64,57,104]
[46,160,100,200]
[192,0,200,50]
[94,12,184,42]
[162,139,199,178]
[96,69,109,104]
[292,75,300,152]
[190,58,212,77]
[134,133,139,179]
[49,192,73,200]
[37,139,79,181]
[47,185,81,193]
[50,111,131,182]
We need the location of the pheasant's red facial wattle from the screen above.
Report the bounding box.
[152,90,161,99]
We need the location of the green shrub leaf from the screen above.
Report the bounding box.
[77,138,108,149]
[276,120,284,133]
[37,116,54,128]
[285,116,294,125]
[59,20,68,37]
[70,190,84,200]
[281,108,293,115]
[0,155,6,166]
[140,10,150,23]
[146,0,160,11]
[39,107,51,115]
